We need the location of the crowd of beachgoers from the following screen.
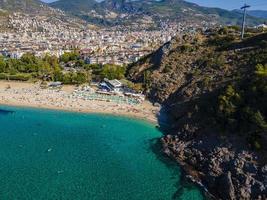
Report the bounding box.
[0,81,159,123]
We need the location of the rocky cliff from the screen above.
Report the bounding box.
[127,28,267,199]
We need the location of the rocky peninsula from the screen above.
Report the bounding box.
[128,28,267,199]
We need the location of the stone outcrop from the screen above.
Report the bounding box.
[162,134,267,199]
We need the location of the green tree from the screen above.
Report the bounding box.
[0,56,6,73]
[73,72,88,84]
[255,64,267,77]
[143,70,152,90]
[60,51,79,63]
[252,111,267,131]
[100,64,125,80]
[53,66,63,81]
[62,73,73,84]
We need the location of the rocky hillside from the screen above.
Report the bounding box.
[0,0,86,32]
[50,0,264,28]
[127,28,267,199]
[247,10,267,19]
[0,0,49,13]
[234,9,267,20]
[49,0,98,13]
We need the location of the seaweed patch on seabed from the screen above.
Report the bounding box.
[0,109,14,115]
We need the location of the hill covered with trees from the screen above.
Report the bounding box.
[127,27,267,199]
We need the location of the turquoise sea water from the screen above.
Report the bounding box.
[0,106,204,200]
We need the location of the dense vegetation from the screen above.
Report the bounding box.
[217,64,267,149]
[209,30,267,149]
[0,52,126,84]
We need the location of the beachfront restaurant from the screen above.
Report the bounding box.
[102,79,123,93]
[49,82,62,88]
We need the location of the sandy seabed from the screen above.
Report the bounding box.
[0,81,160,124]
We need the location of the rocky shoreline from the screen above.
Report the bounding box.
[161,133,267,200]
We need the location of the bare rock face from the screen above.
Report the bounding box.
[161,135,267,199]
[216,172,236,200]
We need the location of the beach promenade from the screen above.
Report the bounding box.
[0,81,159,123]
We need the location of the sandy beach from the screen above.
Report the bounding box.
[0,81,160,124]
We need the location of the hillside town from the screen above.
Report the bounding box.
[0,12,187,65]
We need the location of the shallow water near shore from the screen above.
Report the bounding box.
[0,105,204,199]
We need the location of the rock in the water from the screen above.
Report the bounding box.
[217,171,236,200]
